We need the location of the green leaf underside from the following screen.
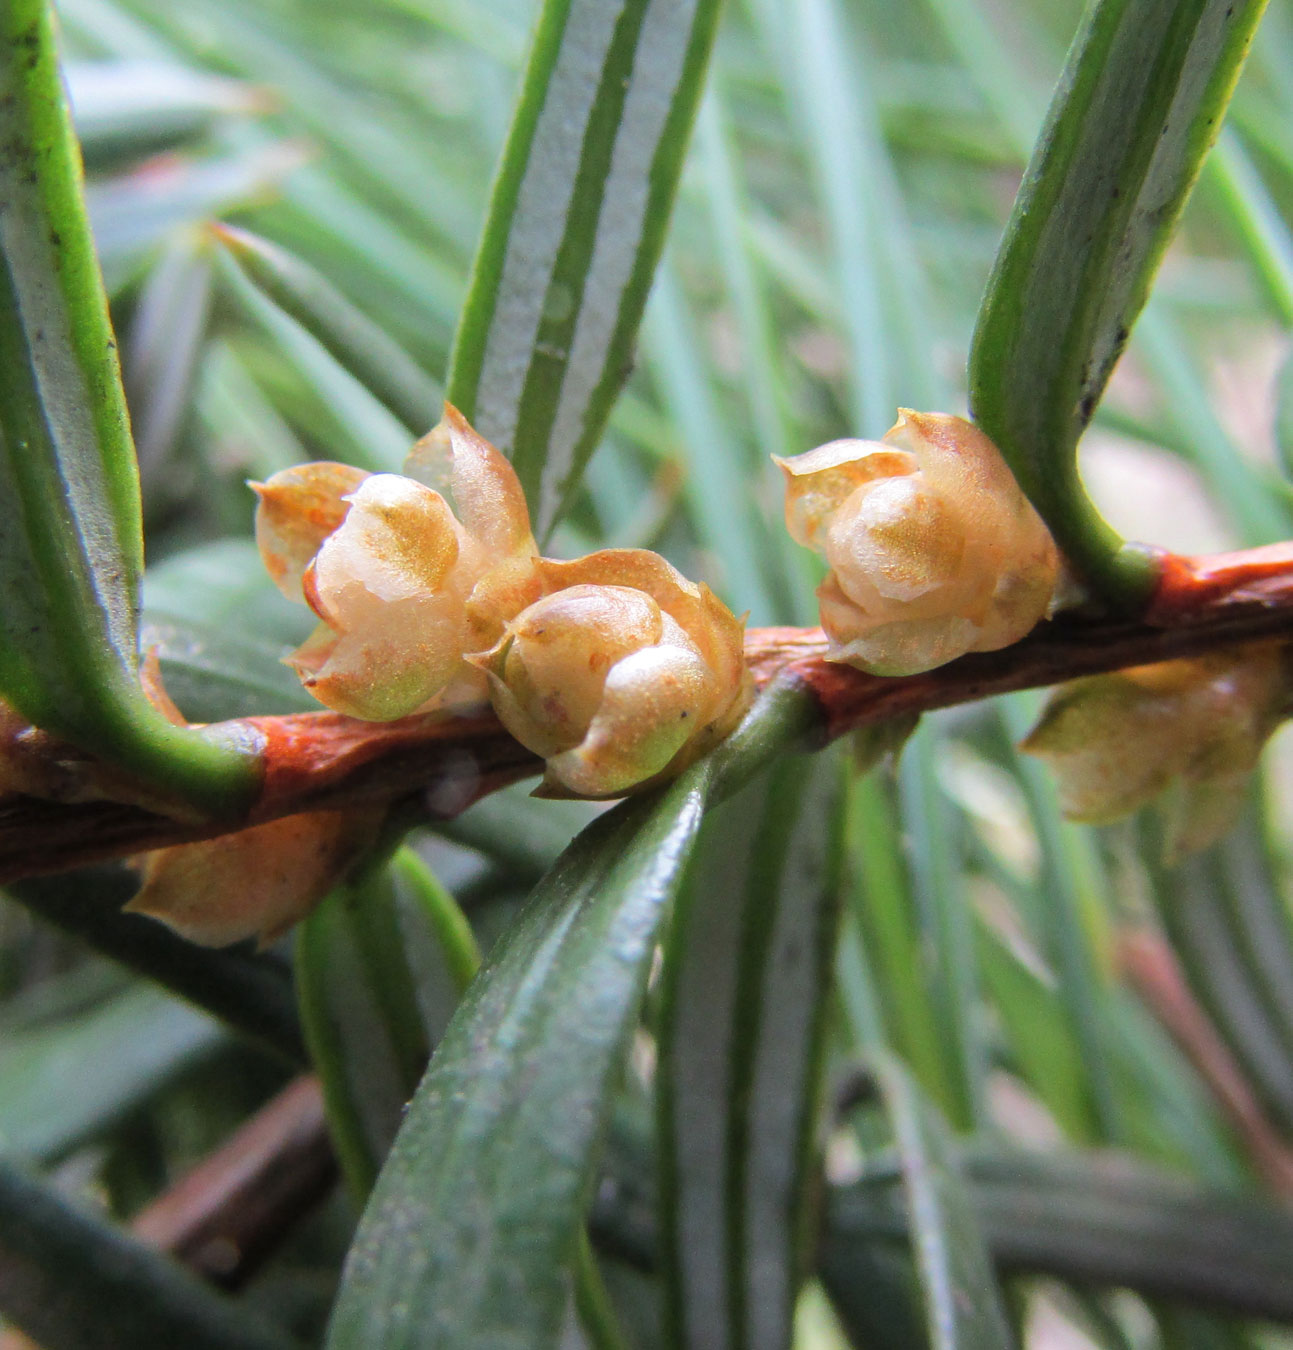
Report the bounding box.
[827,1148,1293,1324]
[324,684,815,1350]
[141,616,317,722]
[298,850,479,1200]
[327,778,709,1350]
[446,0,723,539]
[657,749,844,1350]
[0,1,255,811]
[0,1155,294,1350]
[8,867,307,1067]
[866,1054,1014,1350]
[0,985,223,1164]
[215,225,443,435]
[969,0,1268,608]
[0,1,140,668]
[141,539,318,719]
[215,245,412,471]
[66,60,263,165]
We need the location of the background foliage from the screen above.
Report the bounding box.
[5,0,1293,1345]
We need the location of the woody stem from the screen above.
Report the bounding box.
[1,544,1290,883]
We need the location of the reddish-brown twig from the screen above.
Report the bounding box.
[1119,929,1293,1198]
[1,545,1291,883]
[130,1074,335,1287]
[0,1076,335,1350]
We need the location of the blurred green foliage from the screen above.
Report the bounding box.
[4,0,1293,1346]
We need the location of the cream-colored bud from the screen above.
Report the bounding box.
[127,808,383,947]
[1021,646,1288,860]
[291,473,478,720]
[254,405,539,721]
[776,411,1059,674]
[472,549,752,798]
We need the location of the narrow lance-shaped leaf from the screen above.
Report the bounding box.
[124,230,214,476]
[446,0,724,538]
[657,747,845,1350]
[65,60,268,167]
[8,867,306,1066]
[88,140,306,297]
[969,0,1268,609]
[212,243,411,471]
[212,223,443,435]
[898,726,987,1131]
[0,985,224,1164]
[0,0,256,813]
[298,848,479,1199]
[1146,830,1293,1137]
[973,921,1095,1145]
[327,777,710,1350]
[845,769,966,1127]
[826,1148,1293,1325]
[643,261,780,620]
[1217,812,1293,1060]
[828,1053,1014,1350]
[325,684,816,1350]
[997,698,1120,1143]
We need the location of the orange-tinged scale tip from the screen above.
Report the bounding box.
[139,648,188,727]
[253,461,370,603]
[404,403,536,559]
